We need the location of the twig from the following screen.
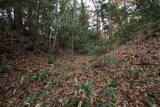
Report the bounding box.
[132,62,159,66]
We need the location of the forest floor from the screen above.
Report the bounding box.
[0,28,160,107]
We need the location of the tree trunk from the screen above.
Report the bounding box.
[108,0,113,39]
[96,11,99,32]
[14,4,23,30]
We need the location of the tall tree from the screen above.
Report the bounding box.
[13,1,23,30]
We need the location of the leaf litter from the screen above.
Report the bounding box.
[0,30,160,107]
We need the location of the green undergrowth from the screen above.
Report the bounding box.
[99,56,120,65]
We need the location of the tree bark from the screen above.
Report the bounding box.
[14,3,23,30]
